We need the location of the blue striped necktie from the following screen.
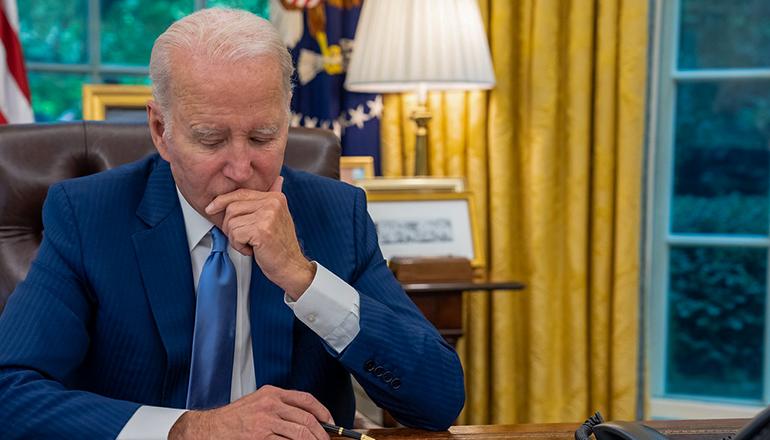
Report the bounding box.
[186,226,237,409]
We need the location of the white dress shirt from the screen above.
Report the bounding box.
[117,189,361,439]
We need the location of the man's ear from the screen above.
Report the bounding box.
[146,100,170,161]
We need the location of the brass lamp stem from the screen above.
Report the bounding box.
[410,85,431,176]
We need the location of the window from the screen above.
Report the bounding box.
[647,0,770,418]
[20,0,268,121]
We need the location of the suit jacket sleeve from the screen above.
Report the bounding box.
[0,184,140,439]
[336,188,465,430]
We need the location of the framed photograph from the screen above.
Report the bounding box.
[340,156,375,184]
[82,84,152,121]
[366,192,483,268]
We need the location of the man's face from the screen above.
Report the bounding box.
[148,51,289,226]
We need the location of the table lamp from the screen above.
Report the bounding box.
[344,0,496,176]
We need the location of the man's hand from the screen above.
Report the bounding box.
[169,385,333,440]
[205,176,316,300]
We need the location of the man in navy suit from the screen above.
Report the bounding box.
[0,8,464,440]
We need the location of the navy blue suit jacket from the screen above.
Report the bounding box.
[0,154,464,438]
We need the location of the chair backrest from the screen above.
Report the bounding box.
[0,121,341,310]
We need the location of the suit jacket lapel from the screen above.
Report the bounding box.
[131,157,195,407]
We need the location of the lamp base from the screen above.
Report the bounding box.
[410,105,432,176]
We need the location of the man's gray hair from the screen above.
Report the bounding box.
[149,7,294,116]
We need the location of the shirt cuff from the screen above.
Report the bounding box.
[285,262,360,353]
[116,405,187,440]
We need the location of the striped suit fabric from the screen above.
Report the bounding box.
[0,154,465,438]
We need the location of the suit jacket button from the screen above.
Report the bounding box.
[373,366,384,377]
[382,371,393,383]
[364,360,375,372]
[391,378,401,389]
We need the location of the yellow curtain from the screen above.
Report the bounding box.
[380,0,648,424]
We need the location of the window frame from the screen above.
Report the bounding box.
[645,0,770,419]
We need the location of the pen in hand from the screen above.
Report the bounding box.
[321,422,376,440]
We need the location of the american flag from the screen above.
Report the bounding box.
[0,0,32,124]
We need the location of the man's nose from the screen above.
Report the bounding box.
[222,143,254,183]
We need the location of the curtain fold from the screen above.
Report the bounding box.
[380,0,648,424]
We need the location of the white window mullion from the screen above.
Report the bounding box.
[88,0,101,83]
[648,0,679,400]
[651,398,765,420]
[764,172,770,403]
[667,235,770,248]
[673,68,770,81]
[26,63,93,73]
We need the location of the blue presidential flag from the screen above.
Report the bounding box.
[270,0,382,175]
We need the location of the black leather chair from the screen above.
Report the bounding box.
[0,121,341,311]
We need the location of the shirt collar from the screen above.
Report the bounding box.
[176,187,214,251]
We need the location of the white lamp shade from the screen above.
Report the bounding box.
[345,0,496,93]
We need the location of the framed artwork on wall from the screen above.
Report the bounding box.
[355,176,465,193]
[82,84,152,121]
[366,192,483,268]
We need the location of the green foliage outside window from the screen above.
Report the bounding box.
[680,0,770,69]
[27,72,89,121]
[662,0,770,404]
[19,0,87,64]
[100,0,193,66]
[665,81,770,400]
[672,81,770,235]
[667,79,769,400]
[666,247,767,400]
[20,0,268,121]
[207,0,268,16]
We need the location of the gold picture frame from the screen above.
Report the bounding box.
[365,192,484,269]
[355,176,465,193]
[82,84,152,121]
[340,156,375,184]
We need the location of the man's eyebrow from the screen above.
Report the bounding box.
[190,126,226,138]
[251,126,279,136]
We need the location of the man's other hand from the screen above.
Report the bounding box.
[168,385,333,440]
[205,176,316,300]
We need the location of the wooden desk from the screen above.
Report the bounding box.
[403,281,524,346]
[361,419,747,439]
